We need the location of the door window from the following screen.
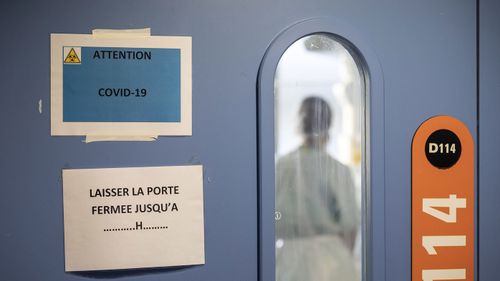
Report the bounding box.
[274,33,366,281]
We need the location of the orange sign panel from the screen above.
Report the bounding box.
[412,116,474,281]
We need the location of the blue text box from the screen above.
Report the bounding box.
[63,47,180,122]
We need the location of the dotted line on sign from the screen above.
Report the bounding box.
[103,226,168,232]
[143,226,169,230]
[104,228,136,232]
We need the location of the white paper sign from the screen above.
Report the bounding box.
[62,165,204,271]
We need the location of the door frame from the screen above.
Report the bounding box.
[257,17,386,281]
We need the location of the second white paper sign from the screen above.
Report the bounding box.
[62,165,204,271]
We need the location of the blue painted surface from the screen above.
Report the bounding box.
[0,0,481,281]
[63,47,181,122]
[479,0,500,280]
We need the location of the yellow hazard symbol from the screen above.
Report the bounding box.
[64,48,81,64]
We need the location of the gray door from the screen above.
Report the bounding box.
[0,1,496,281]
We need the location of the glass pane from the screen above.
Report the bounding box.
[275,34,364,281]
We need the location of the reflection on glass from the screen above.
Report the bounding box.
[275,34,364,281]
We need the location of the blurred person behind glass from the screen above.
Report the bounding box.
[276,96,359,281]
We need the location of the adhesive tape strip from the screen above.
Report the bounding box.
[84,135,158,143]
[92,28,151,38]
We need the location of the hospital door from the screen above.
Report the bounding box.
[0,1,498,281]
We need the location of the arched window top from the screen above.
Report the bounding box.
[275,34,364,165]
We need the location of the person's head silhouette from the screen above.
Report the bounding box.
[299,96,332,148]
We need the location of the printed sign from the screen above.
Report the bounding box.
[412,116,474,281]
[63,165,204,271]
[51,33,192,136]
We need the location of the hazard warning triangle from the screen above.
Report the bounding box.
[64,48,81,64]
